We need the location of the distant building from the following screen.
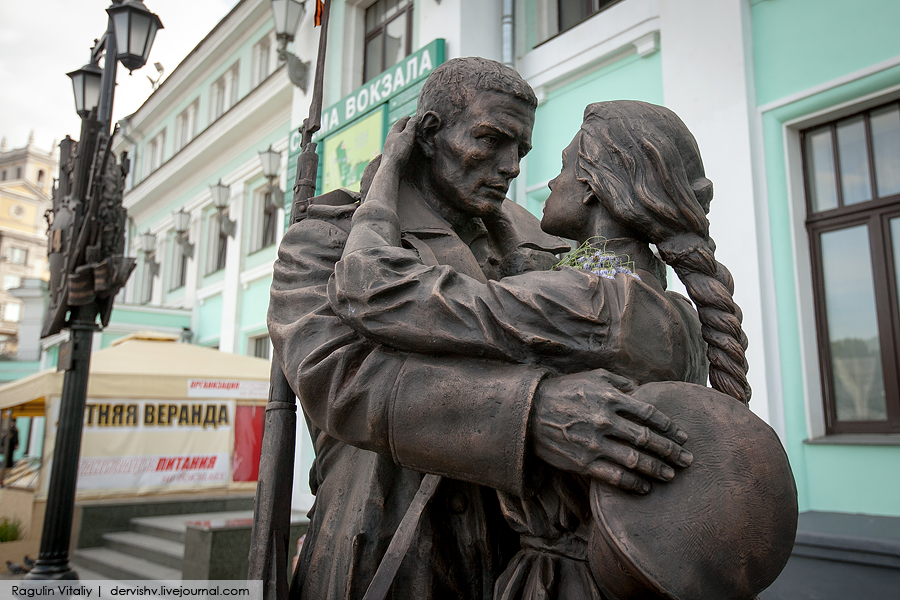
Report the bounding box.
[0,134,54,359]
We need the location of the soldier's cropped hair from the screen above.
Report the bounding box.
[417,57,537,124]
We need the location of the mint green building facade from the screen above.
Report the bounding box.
[751,0,900,519]
[104,0,898,592]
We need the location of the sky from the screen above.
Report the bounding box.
[0,0,240,154]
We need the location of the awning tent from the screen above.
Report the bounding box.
[0,333,272,499]
[0,334,271,409]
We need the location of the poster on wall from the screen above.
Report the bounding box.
[55,398,236,493]
[322,108,386,193]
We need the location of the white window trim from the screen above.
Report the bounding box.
[7,246,26,266]
[145,130,166,175]
[248,185,278,253]
[247,333,272,359]
[168,230,188,291]
[204,210,227,275]
[174,100,199,152]
[252,31,275,87]
[780,82,900,441]
[210,62,241,122]
[2,302,21,322]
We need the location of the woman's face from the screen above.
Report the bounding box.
[541,135,594,240]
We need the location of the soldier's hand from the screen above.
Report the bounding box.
[529,369,693,493]
[381,115,421,170]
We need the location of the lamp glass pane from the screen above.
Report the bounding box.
[173,210,191,232]
[71,75,85,113]
[211,183,230,208]
[260,148,280,178]
[142,22,159,64]
[286,0,305,35]
[130,13,151,57]
[140,232,156,253]
[113,12,130,56]
[272,0,288,35]
[84,72,102,112]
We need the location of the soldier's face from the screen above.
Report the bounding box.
[429,92,534,220]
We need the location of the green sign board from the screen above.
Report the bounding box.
[313,39,445,142]
[322,107,386,193]
[286,38,446,220]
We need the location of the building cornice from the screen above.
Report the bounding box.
[123,72,292,220]
[519,0,660,99]
[117,0,272,138]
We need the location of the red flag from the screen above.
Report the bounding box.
[314,0,324,27]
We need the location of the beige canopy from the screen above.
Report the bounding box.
[0,333,271,412]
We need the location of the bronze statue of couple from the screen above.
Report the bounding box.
[269,57,796,600]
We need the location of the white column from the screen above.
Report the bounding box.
[658,0,783,435]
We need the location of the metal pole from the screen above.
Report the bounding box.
[249,3,331,598]
[25,305,98,580]
[27,2,133,580]
[97,3,121,135]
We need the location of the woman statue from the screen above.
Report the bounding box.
[331,101,758,599]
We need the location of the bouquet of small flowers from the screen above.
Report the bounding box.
[555,237,640,280]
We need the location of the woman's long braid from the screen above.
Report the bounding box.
[657,233,751,404]
[577,101,751,404]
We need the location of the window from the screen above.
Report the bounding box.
[2,275,21,291]
[2,303,20,322]
[1,171,6,181]
[250,186,278,253]
[7,247,26,265]
[15,167,22,179]
[169,232,188,291]
[174,101,198,152]
[802,100,900,434]
[205,212,227,275]
[140,260,154,304]
[145,130,166,174]
[250,335,271,359]
[363,0,413,83]
[559,0,618,32]
[210,62,240,121]
[535,0,621,45]
[252,33,273,87]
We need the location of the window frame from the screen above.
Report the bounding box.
[1,302,21,323]
[249,185,278,254]
[204,211,228,276]
[168,231,188,292]
[535,0,623,47]
[7,247,27,266]
[362,0,413,84]
[801,100,900,434]
[145,130,166,175]
[2,275,22,291]
[210,62,240,122]
[140,256,154,305]
[174,100,199,153]
[252,32,275,87]
[248,334,271,359]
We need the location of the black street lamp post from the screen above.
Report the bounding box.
[26,0,162,581]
